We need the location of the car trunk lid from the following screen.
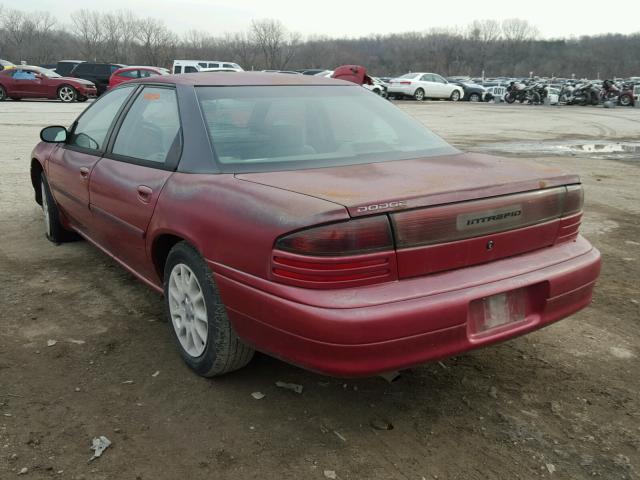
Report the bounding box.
[237,153,582,279]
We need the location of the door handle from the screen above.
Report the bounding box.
[80,167,90,178]
[137,185,153,204]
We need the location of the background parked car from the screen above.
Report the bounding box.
[55,60,84,77]
[387,73,464,101]
[297,69,326,75]
[172,60,243,74]
[0,59,15,71]
[70,62,125,95]
[449,80,489,102]
[0,66,96,102]
[364,76,389,96]
[108,66,170,90]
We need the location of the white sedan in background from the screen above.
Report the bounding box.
[387,72,464,101]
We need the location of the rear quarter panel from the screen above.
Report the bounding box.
[146,173,348,280]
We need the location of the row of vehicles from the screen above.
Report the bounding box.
[0,59,242,102]
[504,78,638,106]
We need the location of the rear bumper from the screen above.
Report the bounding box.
[213,237,601,377]
[387,85,415,96]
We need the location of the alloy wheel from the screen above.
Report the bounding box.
[168,263,209,358]
[451,90,461,101]
[59,86,75,103]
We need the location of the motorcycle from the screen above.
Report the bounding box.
[600,79,635,106]
[505,81,541,104]
[570,82,599,106]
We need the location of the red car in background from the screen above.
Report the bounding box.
[108,66,169,90]
[30,73,600,378]
[0,66,96,102]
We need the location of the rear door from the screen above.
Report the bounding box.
[94,64,115,93]
[47,85,136,231]
[89,85,181,279]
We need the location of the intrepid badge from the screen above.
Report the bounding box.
[457,205,523,231]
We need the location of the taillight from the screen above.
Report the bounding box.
[562,184,583,216]
[275,216,393,256]
[391,187,565,248]
[399,81,412,85]
[557,184,583,244]
[272,216,397,288]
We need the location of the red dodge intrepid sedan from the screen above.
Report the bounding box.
[30,72,601,377]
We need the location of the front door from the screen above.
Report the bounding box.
[432,74,450,98]
[47,85,135,232]
[11,69,41,96]
[89,85,182,279]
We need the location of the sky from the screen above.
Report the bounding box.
[6,0,640,39]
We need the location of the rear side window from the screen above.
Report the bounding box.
[118,70,138,78]
[68,86,134,151]
[74,64,94,75]
[139,69,157,78]
[112,87,181,164]
[95,65,111,76]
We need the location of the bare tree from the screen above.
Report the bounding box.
[71,9,105,61]
[251,19,299,69]
[502,18,539,42]
[135,17,176,67]
[224,32,258,70]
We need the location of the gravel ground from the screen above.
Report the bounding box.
[0,99,638,480]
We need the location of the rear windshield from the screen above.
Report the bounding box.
[196,85,457,173]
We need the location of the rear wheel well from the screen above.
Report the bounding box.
[31,159,44,205]
[153,234,185,280]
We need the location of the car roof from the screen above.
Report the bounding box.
[135,71,353,86]
[117,66,163,70]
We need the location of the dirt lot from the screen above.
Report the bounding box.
[1,100,639,480]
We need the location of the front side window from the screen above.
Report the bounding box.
[68,86,134,151]
[13,69,36,80]
[174,66,182,74]
[185,66,197,73]
[197,85,457,173]
[112,87,181,164]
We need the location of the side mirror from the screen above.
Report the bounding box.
[40,126,68,143]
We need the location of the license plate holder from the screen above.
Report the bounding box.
[469,288,527,336]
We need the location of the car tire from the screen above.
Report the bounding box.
[414,88,425,101]
[0,86,6,101]
[40,172,68,244]
[58,85,77,103]
[164,241,255,377]
[469,92,481,102]
[619,93,632,106]
[450,90,461,101]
